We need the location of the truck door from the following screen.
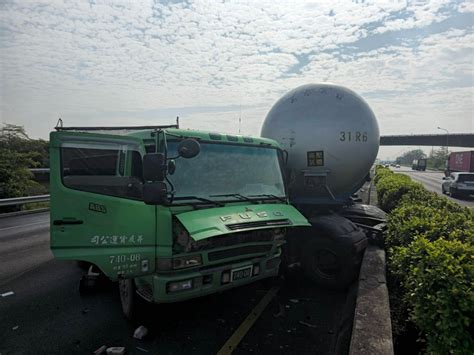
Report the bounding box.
[50,132,156,280]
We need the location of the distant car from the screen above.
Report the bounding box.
[442,172,474,198]
[396,164,400,168]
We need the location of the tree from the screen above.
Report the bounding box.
[427,148,449,170]
[0,124,47,207]
[0,123,49,167]
[396,149,426,166]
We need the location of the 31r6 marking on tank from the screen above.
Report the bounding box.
[339,131,368,142]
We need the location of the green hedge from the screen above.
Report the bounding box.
[386,203,473,249]
[374,166,474,354]
[391,237,473,354]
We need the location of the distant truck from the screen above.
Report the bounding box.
[445,151,474,174]
[412,159,427,171]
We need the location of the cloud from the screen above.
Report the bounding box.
[0,0,472,151]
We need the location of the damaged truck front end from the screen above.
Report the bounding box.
[145,204,306,304]
[49,125,308,319]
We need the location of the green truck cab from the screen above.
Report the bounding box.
[49,124,308,318]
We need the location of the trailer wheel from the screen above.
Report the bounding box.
[302,238,355,290]
[119,278,141,321]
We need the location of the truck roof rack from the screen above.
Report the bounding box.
[54,117,180,131]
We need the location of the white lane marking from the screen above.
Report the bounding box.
[0,220,49,232]
[1,291,15,297]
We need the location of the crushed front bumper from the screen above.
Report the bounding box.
[149,251,281,303]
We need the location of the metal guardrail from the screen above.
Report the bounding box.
[0,194,50,207]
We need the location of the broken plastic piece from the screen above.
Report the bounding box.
[106,347,125,355]
[133,325,148,340]
[1,291,15,297]
[93,345,107,354]
[289,299,299,303]
[298,321,317,328]
[12,325,19,331]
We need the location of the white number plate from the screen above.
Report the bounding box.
[231,265,253,282]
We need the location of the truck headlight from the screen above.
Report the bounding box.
[172,254,202,270]
[156,254,202,271]
[167,279,193,293]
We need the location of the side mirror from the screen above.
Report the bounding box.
[143,153,166,181]
[143,182,168,205]
[177,139,200,159]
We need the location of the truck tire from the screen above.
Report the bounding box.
[119,278,144,321]
[76,260,91,270]
[302,237,357,290]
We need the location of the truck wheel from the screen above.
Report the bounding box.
[302,238,356,290]
[76,260,91,270]
[119,279,141,321]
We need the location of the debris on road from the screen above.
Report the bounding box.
[273,303,285,318]
[106,347,126,355]
[12,326,19,331]
[133,325,148,340]
[93,345,108,354]
[82,308,90,314]
[1,291,15,297]
[289,299,299,303]
[136,347,149,353]
[298,321,317,328]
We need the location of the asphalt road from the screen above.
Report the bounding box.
[0,212,52,286]
[0,212,349,355]
[393,167,474,208]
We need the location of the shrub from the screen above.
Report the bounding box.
[386,204,474,249]
[375,167,474,353]
[376,173,422,212]
[374,165,393,184]
[391,237,474,354]
[399,187,471,215]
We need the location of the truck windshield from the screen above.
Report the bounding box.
[167,141,285,201]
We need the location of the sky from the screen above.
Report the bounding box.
[0,0,473,160]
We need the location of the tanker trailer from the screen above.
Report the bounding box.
[261,83,384,288]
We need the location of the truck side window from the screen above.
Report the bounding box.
[61,144,143,200]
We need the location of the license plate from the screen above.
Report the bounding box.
[231,265,253,282]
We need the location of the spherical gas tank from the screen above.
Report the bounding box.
[261,83,379,205]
